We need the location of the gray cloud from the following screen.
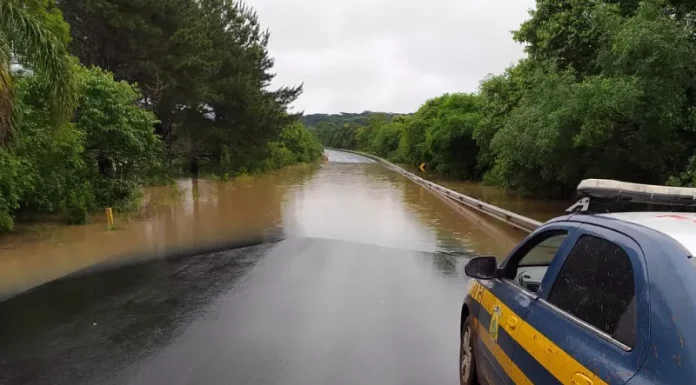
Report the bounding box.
[249,0,536,113]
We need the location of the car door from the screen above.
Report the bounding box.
[474,223,580,385]
[516,224,649,385]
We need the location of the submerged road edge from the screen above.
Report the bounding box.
[327,148,542,234]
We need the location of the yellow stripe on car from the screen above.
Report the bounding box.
[476,317,534,385]
[472,281,609,385]
[515,321,605,385]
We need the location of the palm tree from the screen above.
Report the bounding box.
[0,0,77,142]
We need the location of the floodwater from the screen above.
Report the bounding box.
[0,149,567,385]
[400,166,570,222]
[437,180,569,222]
[0,150,535,301]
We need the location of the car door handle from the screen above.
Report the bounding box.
[571,373,593,385]
[506,316,519,330]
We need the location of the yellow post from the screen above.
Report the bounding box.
[105,208,114,227]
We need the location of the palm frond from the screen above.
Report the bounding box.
[0,31,12,142]
[0,0,78,139]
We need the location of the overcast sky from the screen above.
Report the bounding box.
[248,0,537,114]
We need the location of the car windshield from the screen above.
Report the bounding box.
[519,235,567,267]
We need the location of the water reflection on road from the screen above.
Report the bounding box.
[0,165,312,299]
[0,149,535,385]
[0,150,523,299]
[283,162,522,255]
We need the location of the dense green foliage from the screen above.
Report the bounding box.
[302,112,408,127]
[314,0,696,197]
[488,0,696,196]
[0,66,162,231]
[263,122,324,171]
[57,0,319,176]
[0,0,321,232]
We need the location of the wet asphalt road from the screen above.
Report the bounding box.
[324,149,377,164]
[0,149,506,385]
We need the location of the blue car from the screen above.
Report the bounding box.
[460,179,696,385]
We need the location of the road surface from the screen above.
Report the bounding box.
[0,149,524,385]
[323,148,376,163]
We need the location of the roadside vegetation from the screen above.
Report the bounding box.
[311,0,696,198]
[0,0,322,233]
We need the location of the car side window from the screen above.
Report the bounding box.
[504,231,568,294]
[547,235,636,348]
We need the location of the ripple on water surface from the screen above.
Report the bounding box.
[0,159,525,299]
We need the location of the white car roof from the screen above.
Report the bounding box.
[599,212,696,256]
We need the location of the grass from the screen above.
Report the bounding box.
[106,223,124,231]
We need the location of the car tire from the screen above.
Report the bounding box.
[460,315,478,385]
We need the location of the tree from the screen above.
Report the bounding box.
[74,67,163,209]
[424,94,484,179]
[57,0,214,141]
[0,0,319,233]
[487,2,696,196]
[514,0,624,75]
[192,0,303,174]
[0,0,77,141]
[399,97,446,166]
[314,121,361,150]
[263,121,323,170]
[475,65,526,175]
[59,0,304,176]
[371,116,406,160]
[302,111,406,127]
[0,65,163,232]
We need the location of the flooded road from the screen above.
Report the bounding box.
[0,149,535,385]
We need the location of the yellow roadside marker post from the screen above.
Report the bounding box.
[105,208,114,227]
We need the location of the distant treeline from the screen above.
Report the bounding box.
[302,112,410,128]
[312,0,696,198]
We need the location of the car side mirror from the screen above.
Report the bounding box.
[465,256,498,280]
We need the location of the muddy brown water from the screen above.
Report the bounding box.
[0,150,565,300]
[399,165,571,222]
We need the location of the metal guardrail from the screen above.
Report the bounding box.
[329,148,542,233]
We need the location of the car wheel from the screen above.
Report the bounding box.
[460,315,477,385]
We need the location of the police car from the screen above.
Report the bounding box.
[460,179,696,385]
